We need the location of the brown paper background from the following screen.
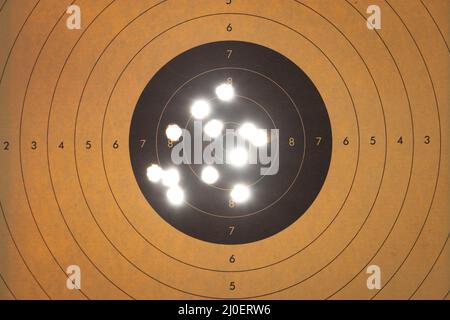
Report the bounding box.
[0,0,448,299]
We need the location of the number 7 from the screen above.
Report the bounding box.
[315,136,322,146]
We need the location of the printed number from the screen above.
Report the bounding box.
[228,199,235,208]
[226,49,232,59]
[289,137,295,147]
[424,136,431,144]
[58,141,64,149]
[397,136,403,144]
[31,141,37,150]
[315,136,322,146]
[343,137,349,145]
[113,140,119,149]
[227,23,232,32]
[370,136,376,145]
[229,282,236,291]
[229,226,235,235]
[227,77,233,85]
[85,140,92,150]
[3,141,10,151]
[168,139,173,148]
[140,139,146,148]
[229,255,235,263]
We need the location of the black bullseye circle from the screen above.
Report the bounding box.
[129,41,332,244]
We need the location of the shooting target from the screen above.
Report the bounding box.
[0,0,448,300]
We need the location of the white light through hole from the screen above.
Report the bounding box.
[167,186,184,206]
[230,184,250,203]
[238,122,257,139]
[252,129,268,147]
[229,147,248,167]
[146,164,163,183]
[215,83,235,101]
[238,123,268,147]
[190,99,211,120]
[204,119,224,138]
[201,166,219,185]
[165,124,182,142]
[162,168,180,187]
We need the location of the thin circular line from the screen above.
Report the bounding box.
[371,0,442,299]
[164,76,281,191]
[409,234,449,299]
[0,0,40,84]
[96,12,361,277]
[0,200,50,298]
[325,0,418,298]
[0,0,51,300]
[326,0,441,299]
[0,0,8,13]
[0,272,16,299]
[67,1,243,299]
[184,94,278,191]
[43,0,134,299]
[0,0,438,302]
[420,0,450,53]
[32,7,384,300]
[157,70,283,194]
[90,12,388,300]
[154,66,305,218]
[43,0,242,301]
[236,0,397,300]
[18,0,89,300]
